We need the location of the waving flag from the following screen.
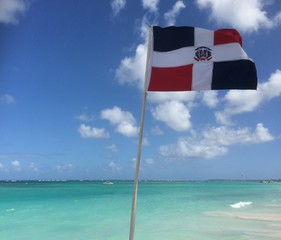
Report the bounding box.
[147,26,257,91]
[131,27,258,240]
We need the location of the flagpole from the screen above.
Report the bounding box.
[129,89,147,240]
[129,26,152,240]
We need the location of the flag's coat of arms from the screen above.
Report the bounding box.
[194,46,212,61]
[147,26,257,91]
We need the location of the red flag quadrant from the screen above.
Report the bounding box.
[147,26,257,91]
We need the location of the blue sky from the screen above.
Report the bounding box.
[0,0,281,180]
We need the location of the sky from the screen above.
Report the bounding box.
[0,0,281,181]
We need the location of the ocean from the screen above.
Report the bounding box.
[0,180,281,240]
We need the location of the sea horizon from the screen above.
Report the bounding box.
[1,178,281,183]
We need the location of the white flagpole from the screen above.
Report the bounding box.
[129,26,152,240]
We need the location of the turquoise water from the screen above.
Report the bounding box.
[1,181,281,240]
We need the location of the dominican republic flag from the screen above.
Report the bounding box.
[147,26,257,91]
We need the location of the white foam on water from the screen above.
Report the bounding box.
[6,208,15,212]
[230,201,252,209]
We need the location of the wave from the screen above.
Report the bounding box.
[230,201,252,209]
[6,208,15,212]
[205,211,281,222]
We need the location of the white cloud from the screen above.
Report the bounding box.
[142,0,159,12]
[148,91,197,103]
[202,91,219,108]
[216,69,281,125]
[260,69,281,99]
[203,123,274,145]
[160,136,228,159]
[215,111,232,126]
[145,158,154,166]
[164,0,186,26]
[151,100,192,132]
[139,15,154,40]
[106,144,119,152]
[115,15,154,90]
[0,162,9,173]
[116,122,138,137]
[224,90,260,113]
[215,89,260,125]
[130,157,154,169]
[0,163,4,171]
[115,42,147,89]
[0,94,15,104]
[56,163,74,173]
[30,162,39,173]
[151,125,164,135]
[253,123,275,142]
[75,113,95,122]
[195,0,281,33]
[142,137,150,146]
[111,0,126,16]
[160,123,274,159]
[108,161,122,172]
[274,11,281,25]
[0,0,28,24]
[78,124,109,139]
[131,158,137,168]
[11,160,21,171]
[101,106,138,137]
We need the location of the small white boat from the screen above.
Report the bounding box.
[103,181,114,185]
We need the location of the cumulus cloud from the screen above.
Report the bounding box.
[75,113,95,122]
[115,43,147,89]
[151,100,192,132]
[160,135,228,159]
[56,163,74,173]
[11,160,21,171]
[108,161,122,172]
[114,15,152,90]
[216,69,281,125]
[260,69,281,99]
[0,94,15,104]
[0,0,29,24]
[195,0,281,33]
[0,163,5,171]
[101,106,138,137]
[111,0,126,16]
[164,0,186,26]
[202,91,219,108]
[142,0,159,12]
[275,11,281,24]
[160,123,274,159]
[78,124,109,139]
[30,162,39,173]
[145,158,154,166]
[203,123,274,144]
